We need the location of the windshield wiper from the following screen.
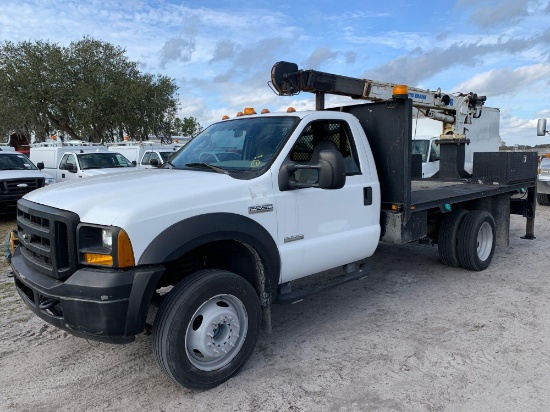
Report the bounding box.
[184,163,230,175]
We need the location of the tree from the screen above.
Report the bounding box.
[0,37,178,143]
[173,116,203,137]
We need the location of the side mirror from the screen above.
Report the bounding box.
[278,149,346,191]
[317,150,346,189]
[37,162,44,170]
[132,160,137,166]
[537,119,548,136]
[67,163,77,172]
[150,159,160,167]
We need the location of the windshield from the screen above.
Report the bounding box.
[77,152,134,170]
[0,153,39,171]
[412,140,430,163]
[166,116,299,177]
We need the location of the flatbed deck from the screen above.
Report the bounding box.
[410,179,534,212]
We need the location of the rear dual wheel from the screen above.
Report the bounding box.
[537,193,550,206]
[438,210,496,271]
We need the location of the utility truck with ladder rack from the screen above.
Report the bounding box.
[9,62,537,389]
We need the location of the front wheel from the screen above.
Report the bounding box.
[457,211,496,271]
[153,269,261,389]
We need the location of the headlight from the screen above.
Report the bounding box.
[44,177,56,186]
[102,229,113,248]
[78,225,135,268]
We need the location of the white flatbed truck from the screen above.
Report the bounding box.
[9,62,537,389]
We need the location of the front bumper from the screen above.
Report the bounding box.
[538,179,550,195]
[11,248,165,344]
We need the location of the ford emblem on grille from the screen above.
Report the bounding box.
[22,233,28,240]
[17,183,28,188]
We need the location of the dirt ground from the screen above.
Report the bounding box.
[1,206,549,412]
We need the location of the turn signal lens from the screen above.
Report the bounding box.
[117,229,135,268]
[83,253,113,266]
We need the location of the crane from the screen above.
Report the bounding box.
[269,61,486,142]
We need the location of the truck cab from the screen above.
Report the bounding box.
[31,145,138,183]
[55,150,136,181]
[412,137,441,178]
[107,143,180,169]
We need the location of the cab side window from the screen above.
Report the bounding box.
[59,154,76,170]
[149,152,161,164]
[289,120,361,176]
[141,152,151,165]
[429,140,440,162]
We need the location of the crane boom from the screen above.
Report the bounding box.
[270,61,486,140]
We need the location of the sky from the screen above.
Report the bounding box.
[1,0,549,146]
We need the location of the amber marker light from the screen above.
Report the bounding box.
[117,229,135,268]
[222,115,230,120]
[261,108,270,114]
[244,107,256,115]
[287,107,296,112]
[392,85,409,99]
[83,253,113,266]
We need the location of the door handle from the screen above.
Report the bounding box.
[363,187,372,206]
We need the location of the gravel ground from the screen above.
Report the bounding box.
[0,206,549,412]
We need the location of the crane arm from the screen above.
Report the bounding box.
[270,61,486,140]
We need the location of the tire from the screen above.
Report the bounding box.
[153,269,261,389]
[537,193,550,206]
[457,211,496,271]
[438,209,469,267]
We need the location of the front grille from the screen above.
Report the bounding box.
[1,178,44,195]
[17,199,80,280]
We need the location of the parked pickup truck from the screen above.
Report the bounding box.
[30,145,138,182]
[0,150,55,213]
[107,142,179,169]
[9,62,537,390]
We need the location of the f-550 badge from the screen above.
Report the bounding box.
[248,204,273,214]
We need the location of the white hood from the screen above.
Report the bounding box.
[80,167,138,177]
[1,170,47,179]
[24,169,253,226]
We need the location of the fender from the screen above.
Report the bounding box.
[138,212,281,294]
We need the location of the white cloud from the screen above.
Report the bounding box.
[453,64,550,96]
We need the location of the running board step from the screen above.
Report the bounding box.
[275,263,371,304]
